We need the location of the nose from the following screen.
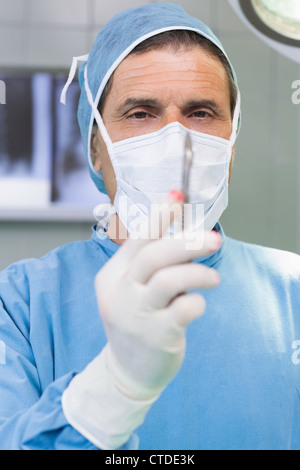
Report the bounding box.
[162,107,185,128]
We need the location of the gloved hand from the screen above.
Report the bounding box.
[62,191,222,449]
[95,191,222,401]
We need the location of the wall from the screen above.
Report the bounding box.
[0,0,299,270]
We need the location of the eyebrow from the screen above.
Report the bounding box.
[115,98,161,116]
[115,97,224,117]
[185,99,223,117]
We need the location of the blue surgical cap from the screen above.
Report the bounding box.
[75,2,239,195]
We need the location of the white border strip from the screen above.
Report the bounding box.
[298,67,300,254]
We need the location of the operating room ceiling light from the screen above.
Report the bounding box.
[227,0,300,64]
[251,0,300,40]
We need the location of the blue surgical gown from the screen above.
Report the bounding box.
[0,224,299,450]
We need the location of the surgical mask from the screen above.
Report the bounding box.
[105,122,235,236]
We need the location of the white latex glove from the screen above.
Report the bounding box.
[95,193,222,401]
[62,191,222,449]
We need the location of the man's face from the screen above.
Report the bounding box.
[91,46,233,202]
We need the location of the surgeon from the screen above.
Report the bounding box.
[0,3,300,451]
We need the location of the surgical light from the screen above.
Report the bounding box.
[251,0,300,40]
[227,0,300,64]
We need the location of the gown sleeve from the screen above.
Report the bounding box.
[0,294,98,449]
[0,262,136,450]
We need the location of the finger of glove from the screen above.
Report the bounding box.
[129,230,221,284]
[144,263,220,310]
[166,292,207,328]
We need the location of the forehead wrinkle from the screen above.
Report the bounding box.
[113,68,228,106]
[113,46,227,80]
[114,72,227,100]
[116,65,226,82]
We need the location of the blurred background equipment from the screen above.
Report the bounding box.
[0,72,105,217]
[228,0,300,63]
[251,0,300,40]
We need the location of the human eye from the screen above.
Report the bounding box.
[127,110,152,120]
[189,110,213,119]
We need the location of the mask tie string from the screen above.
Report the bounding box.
[83,65,113,151]
[230,89,241,144]
[60,54,89,105]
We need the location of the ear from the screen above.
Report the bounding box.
[90,126,102,172]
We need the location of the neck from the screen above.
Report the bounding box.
[106,213,128,246]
